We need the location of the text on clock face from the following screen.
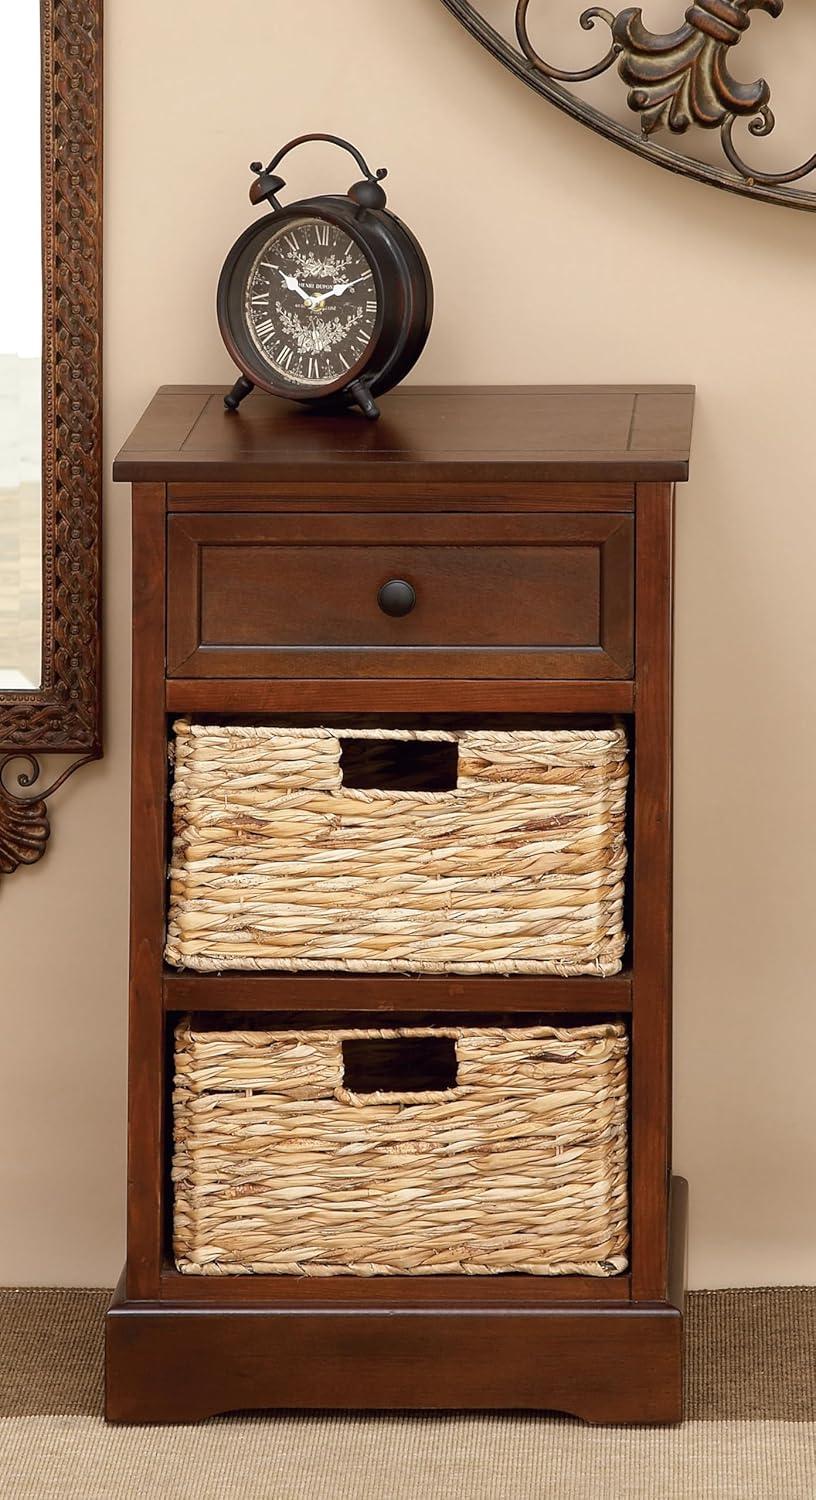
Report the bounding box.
[243,217,377,387]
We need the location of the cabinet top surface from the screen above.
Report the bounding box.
[113,384,694,485]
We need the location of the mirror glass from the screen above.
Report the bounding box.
[0,8,42,691]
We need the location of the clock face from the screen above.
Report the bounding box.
[243,216,379,388]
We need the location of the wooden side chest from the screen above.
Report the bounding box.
[106,383,694,1423]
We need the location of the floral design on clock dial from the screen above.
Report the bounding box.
[245,217,378,386]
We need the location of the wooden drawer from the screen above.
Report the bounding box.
[166,512,633,679]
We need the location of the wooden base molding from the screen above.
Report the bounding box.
[105,1179,686,1425]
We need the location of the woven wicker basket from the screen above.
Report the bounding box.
[172,1019,629,1277]
[166,723,628,976]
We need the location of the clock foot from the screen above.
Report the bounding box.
[224,375,255,411]
[348,380,380,420]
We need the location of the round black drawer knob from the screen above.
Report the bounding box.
[377,579,416,618]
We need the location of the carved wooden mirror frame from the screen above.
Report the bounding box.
[0,0,102,880]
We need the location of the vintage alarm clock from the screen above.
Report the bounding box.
[217,133,433,419]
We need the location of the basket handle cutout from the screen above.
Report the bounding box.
[341,1036,458,1095]
[339,737,458,792]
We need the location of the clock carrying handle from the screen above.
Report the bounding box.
[249,133,388,212]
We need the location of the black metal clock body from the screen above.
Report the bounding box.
[217,135,433,419]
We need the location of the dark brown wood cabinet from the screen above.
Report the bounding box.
[106,384,693,1424]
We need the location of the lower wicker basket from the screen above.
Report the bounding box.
[172,1018,629,1278]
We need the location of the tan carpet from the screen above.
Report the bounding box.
[1,1289,815,1499]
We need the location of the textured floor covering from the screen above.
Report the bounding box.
[1,1288,815,1499]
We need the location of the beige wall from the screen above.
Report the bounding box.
[2,0,815,1288]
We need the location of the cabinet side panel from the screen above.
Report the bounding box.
[127,482,168,1299]
[631,481,674,1301]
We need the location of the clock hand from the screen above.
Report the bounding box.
[272,267,314,306]
[308,285,346,308]
[310,273,371,307]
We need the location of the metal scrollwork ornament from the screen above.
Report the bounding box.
[0,753,97,879]
[0,759,50,875]
[440,1,816,211]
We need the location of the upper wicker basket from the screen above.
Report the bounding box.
[165,723,629,976]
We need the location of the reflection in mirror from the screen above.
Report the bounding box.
[0,8,42,691]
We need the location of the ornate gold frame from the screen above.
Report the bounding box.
[0,0,103,876]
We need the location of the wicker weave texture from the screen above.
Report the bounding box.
[166,724,629,975]
[172,1020,629,1277]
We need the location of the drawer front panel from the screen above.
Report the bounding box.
[167,513,633,679]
